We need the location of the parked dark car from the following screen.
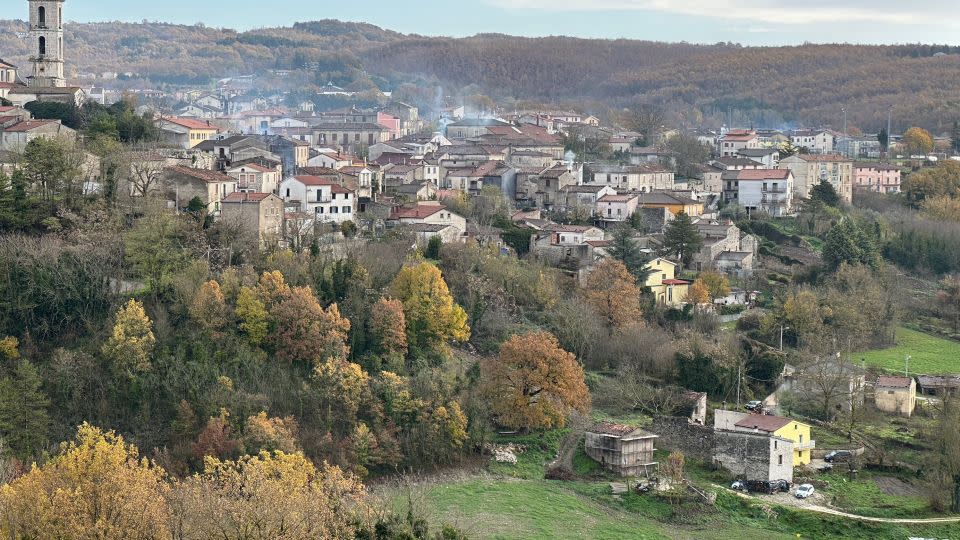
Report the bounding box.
[824,450,853,463]
[744,400,763,412]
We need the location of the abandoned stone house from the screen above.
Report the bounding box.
[874,376,916,417]
[713,429,794,483]
[584,422,659,477]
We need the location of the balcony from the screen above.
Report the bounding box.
[795,439,816,451]
[314,197,333,204]
[762,187,788,194]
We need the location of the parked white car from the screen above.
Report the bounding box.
[794,484,815,499]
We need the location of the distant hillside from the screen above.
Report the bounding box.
[2,18,960,131]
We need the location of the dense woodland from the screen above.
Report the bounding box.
[3,19,960,129]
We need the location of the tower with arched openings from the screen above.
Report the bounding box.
[28,0,65,88]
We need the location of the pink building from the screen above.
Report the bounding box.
[377,112,401,140]
[854,163,901,194]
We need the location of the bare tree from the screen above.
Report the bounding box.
[128,152,165,198]
[619,104,665,143]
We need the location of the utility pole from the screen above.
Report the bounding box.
[736,363,742,409]
[886,106,893,161]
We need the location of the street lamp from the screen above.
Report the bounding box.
[779,324,790,352]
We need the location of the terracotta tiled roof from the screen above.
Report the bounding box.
[662,279,690,286]
[877,376,913,389]
[390,203,446,220]
[734,414,794,433]
[222,192,275,203]
[231,163,273,173]
[795,154,852,163]
[587,422,656,439]
[2,120,61,132]
[161,117,220,131]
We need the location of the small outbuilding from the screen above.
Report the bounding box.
[874,376,916,417]
[584,422,659,477]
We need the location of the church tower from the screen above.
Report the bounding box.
[28,0,66,88]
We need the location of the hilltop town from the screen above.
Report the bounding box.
[4,2,960,539]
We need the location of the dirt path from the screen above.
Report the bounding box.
[551,428,582,471]
[722,486,960,524]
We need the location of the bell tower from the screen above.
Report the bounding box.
[28,0,66,88]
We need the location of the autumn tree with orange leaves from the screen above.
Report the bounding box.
[583,259,643,334]
[370,297,408,357]
[257,270,351,364]
[482,331,590,430]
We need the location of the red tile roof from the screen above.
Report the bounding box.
[662,279,690,285]
[222,192,275,203]
[587,422,656,438]
[161,117,220,131]
[734,414,794,433]
[877,376,913,389]
[231,163,274,173]
[390,203,446,220]
[2,120,62,132]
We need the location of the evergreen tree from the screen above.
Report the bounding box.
[952,121,960,154]
[0,359,50,458]
[660,212,703,268]
[823,218,880,271]
[608,223,651,284]
[878,127,889,154]
[810,180,841,207]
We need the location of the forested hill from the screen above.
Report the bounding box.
[2,18,960,131]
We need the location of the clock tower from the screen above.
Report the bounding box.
[28,0,66,88]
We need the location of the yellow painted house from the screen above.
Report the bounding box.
[158,117,221,149]
[734,414,814,466]
[643,258,690,307]
[637,192,705,217]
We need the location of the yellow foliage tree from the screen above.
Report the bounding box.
[314,359,370,433]
[242,412,300,454]
[235,286,269,346]
[693,271,731,302]
[482,331,590,430]
[189,280,227,334]
[169,451,367,540]
[902,126,934,155]
[389,263,470,355]
[583,259,643,333]
[102,299,156,374]
[0,423,170,539]
[0,336,19,362]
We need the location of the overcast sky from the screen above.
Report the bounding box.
[54,0,960,45]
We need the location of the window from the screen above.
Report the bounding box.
[778,455,783,466]
[38,6,46,27]
[343,206,351,213]
[39,36,46,56]
[285,189,290,197]
[331,207,339,214]
[316,207,324,214]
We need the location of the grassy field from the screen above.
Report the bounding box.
[419,479,668,539]
[384,427,960,540]
[858,327,960,374]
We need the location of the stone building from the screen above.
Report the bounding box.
[220,192,283,248]
[713,430,794,483]
[584,422,659,477]
[874,376,916,417]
